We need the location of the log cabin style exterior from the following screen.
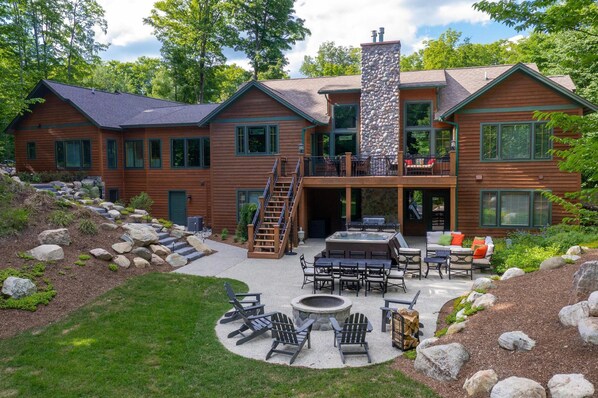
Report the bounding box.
[7,38,597,259]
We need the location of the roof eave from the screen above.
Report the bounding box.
[120,122,203,129]
[317,88,361,94]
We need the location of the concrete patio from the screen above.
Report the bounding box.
[176,238,477,368]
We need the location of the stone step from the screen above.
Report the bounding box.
[159,237,177,246]
[175,246,195,256]
[185,251,204,262]
[157,232,170,239]
[172,241,187,251]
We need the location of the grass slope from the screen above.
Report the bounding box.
[0,274,438,398]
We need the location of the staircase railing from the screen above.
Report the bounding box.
[276,158,303,256]
[248,157,280,251]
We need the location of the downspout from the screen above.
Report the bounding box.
[440,117,459,230]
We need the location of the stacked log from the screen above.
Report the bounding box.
[392,308,420,350]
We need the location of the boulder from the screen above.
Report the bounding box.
[466,291,483,303]
[472,277,496,291]
[567,245,582,256]
[463,369,498,396]
[588,291,598,317]
[100,223,118,231]
[414,342,470,381]
[559,302,590,327]
[562,254,582,262]
[89,248,113,261]
[150,254,165,266]
[498,331,536,351]
[122,224,159,246]
[73,181,82,189]
[540,256,566,271]
[133,257,150,268]
[113,255,130,269]
[500,267,525,280]
[131,247,152,261]
[573,261,598,300]
[166,253,188,267]
[113,205,125,211]
[129,214,144,222]
[170,229,186,239]
[27,244,64,261]
[578,318,598,345]
[120,234,134,244]
[100,202,114,210]
[447,321,467,335]
[111,242,132,254]
[456,308,468,322]
[38,228,71,246]
[473,293,497,309]
[491,376,546,398]
[150,244,170,256]
[108,209,121,220]
[1,277,36,299]
[133,209,148,215]
[548,374,594,398]
[186,235,214,254]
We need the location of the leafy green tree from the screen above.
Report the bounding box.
[300,41,361,77]
[206,64,251,101]
[226,0,310,79]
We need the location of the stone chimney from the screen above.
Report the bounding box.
[360,31,400,156]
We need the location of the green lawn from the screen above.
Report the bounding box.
[0,273,438,398]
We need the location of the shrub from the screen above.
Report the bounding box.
[129,192,153,212]
[56,199,73,209]
[74,260,86,267]
[48,210,74,227]
[494,244,561,274]
[0,264,56,311]
[0,207,30,235]
[158,218,173,228]
[235,203,257,241]
[17,171,87,183]
[120,210,130,216]
[17,252,35,260]
[78,219,98,235]
[403,350,417,360]
[81,184,100,199]
[108,263,118,272]
[142,215,152,222]
[78,254,91,261]
[125,207,135,213]
[221,228,228,240]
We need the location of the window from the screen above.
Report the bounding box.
[107,139,117,169]
[237,189,262,220]
[125,140,144,168]
[333,104,358,130]
[406,102,431,127]
[171,138,210,168]
[236,126,278,155]
[26,142,36,160]
[481,190,551,228]
[404,102,451,156]
[55,140,91,169]
[481,122,552,161]
[149,139,161,168]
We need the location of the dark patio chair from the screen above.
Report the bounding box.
[266,313,315,365]
[313,260,335,294]
[299,254,315,289]
[371,250,389,260]
[364,262,388,297]
[330,312,373,363]
[380,290,421,332]
[328,249,345,258]
[386,262,406,294]
[338,262,361,296]
[349,250,366,259]
[227,298,274,345]
[323,156,337,176]
[221,282,263,324]
[448,249,474,280]
[399,248,422,280]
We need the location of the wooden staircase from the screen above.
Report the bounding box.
[247,157,303,259]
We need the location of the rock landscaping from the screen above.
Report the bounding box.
[414,339,470,381]
[498,331,536,351]
[547,374,595,398]
[1,276,36,299]
[490,376,546,398]
[27,244,64,261]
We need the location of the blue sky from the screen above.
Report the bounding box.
[97,0,523,77]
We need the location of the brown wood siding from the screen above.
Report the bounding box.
[100,130,125,201]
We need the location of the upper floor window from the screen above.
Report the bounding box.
[26,142,36,160]
[125,140,144,168]
[481,190,550,228]
[56,140,91,169]
[171,137,210,168]
[149,139,161,168]
[481,122,552,161]
[236,126,278,155]
[333,104,358,130]
[107,139,117,169]
[406,102,431,127]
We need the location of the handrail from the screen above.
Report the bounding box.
[277,203,286,231]
[286,175,295,200]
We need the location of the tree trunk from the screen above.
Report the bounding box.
[66,1,79,82]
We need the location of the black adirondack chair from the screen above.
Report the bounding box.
[266,313,315,364]
[380,290,421,332]
[227,298,275,345]
[220,282,263,324]
[330,313,373,363]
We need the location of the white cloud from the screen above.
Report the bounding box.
[96,0,155,47]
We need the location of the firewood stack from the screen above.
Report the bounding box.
[391,308,420,351]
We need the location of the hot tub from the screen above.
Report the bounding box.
[291,294,352,331]
[325,231,396,258]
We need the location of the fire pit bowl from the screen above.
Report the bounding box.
[291,294,352,331]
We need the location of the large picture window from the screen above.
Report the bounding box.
[171,137,210,168]
[236,126,278,155]
[404,101,450,156]
[481,122,552,161]
[107,139,117,169]
[481,190,551,228]
[333,104,358,130]
[55,140,91,169]
[125,140,144,168]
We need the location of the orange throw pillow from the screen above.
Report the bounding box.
[471,237,486,252]
[427,158,435,165]
[405,159,413,165]
[473,244,488,259]
[451,233,465,246]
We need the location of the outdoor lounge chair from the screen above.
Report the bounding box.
[227,298,274,345]
[385,262,406,294]
[221,282,263,324]
[380,290,421,332]
[299,254,315,289]
[330,312,373,363]
[448,249,474,280]
[266,312,315,364]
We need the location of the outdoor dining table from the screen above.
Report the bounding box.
[314,258,392,271]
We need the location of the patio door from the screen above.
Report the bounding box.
[427,190,450,231]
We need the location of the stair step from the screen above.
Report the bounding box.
[157,232,170,239]
[175,246,196,256]
[185,251,204,262]
[172,242,187,250]
[159,237,177,246]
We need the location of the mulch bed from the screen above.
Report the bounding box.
[0,211,169,339]
[394,251,598,397]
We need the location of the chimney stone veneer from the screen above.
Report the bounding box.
[359,41,401,157]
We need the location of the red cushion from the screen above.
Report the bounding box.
[405,159,413,165]
[427,159,435,165]
[471,238,486,252]
[473,244,488,259]
[451,233,465,246]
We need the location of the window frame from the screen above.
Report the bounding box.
[480,189,552,228]
[55,139,91,170]
[106,139,118,169]
[170,137,210,168]
[480,121,553,162]
[333,104,359,132]
[236,189,263,221]
[148,139,162,169]
[124,140,144,169]
[235,125,279,156]
[403,101,452,157]
[26,142,36,160]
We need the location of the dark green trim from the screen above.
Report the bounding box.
[148,139,162,169]
[106,139,118,169]
[124,140,144,169]
[197,80,326,127]
[213,115,304,123]
[441,63,598,118]
[26,141,36,160]
[458,104,579,115]
[54,139,92,170]
[479,189,552,228]
[170,137,210,168]
[15,121,95,131]
[480,121,553,162]
[235,125,279,156]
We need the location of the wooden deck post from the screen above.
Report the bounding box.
[397,187,404,234]
[274,225,280,253]
[258,196,265,223]
[247,224,254,251]
[449,151,456,176]
[450,186,457,231]
[397,152,404,176]
[345,152,352,177]
[299,156,305,177]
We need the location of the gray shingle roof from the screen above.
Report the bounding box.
[121,103,220,127]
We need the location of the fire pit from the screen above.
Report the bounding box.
[291,294,352,331]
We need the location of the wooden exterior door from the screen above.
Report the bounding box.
[168,191,187,226]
